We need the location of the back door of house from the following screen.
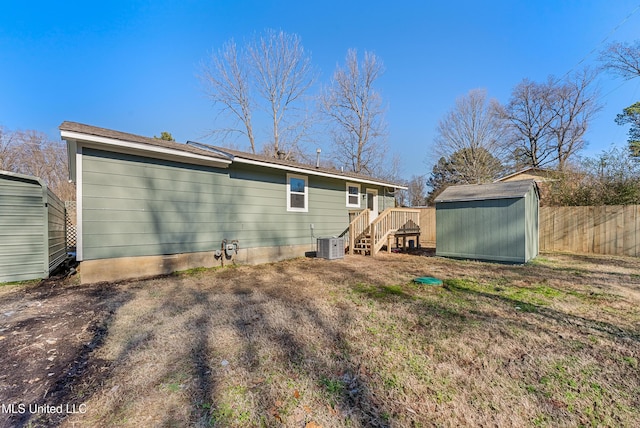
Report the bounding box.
[366,188,378,223]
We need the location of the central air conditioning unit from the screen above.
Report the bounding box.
[316,237,345,260]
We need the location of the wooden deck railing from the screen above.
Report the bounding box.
[370,208,421,255]
[347,209,370,254]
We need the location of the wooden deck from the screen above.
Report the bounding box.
[347,208,421,255]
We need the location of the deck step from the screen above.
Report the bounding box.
[353,234,372,255]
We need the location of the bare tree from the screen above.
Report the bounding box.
[249,29,316,159]
[433,89,507,183]
[0,127,75,200]
[200,40,256,152]
[406,175,427,206]
[600,40,640,80]
[600,40,640,158]
[548,70,601,170]
[498,72,600,171]
[200,30,315,158]
[0,126,20,171]
[496,79,557,169]
[321,49,388,175]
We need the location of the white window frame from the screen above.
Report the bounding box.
[346,182,361,208]
[287,173,308,212]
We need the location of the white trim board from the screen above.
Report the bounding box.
[61,131,232,168]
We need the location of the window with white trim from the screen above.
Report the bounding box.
[346,182,361,207]
[287,173,308,212]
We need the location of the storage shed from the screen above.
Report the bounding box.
[0,170,67,282]
[435,180,539,263]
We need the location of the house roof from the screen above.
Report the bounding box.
[59,121,229,161]
[494,167,552,183]
[185,141,404,188]
[435,180,539,203]
[59,121,405,189]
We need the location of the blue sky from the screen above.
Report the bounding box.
[1,0,640,179]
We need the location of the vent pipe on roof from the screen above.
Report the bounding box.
[316,148,321,168]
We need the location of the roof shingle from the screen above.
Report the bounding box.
[59,121,229,160]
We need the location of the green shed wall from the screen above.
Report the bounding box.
[0,173,66,282]
[81,148,387,261]
[436,197,532,263]
[47,188,67,272]
[524,188,539,262]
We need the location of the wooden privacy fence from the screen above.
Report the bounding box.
[539,205,639,257]
[418,208,436,245]
[414,205,640,257]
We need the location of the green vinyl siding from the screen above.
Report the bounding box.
[0,174,47,282]
[81,148,363,260]
[47,188,67,271]
[379,191,396,211]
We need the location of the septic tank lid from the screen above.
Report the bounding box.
[413,277,443,286]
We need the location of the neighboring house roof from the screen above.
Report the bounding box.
[435,180,539,203]
[495,167,554,183]
[60,121,404,189]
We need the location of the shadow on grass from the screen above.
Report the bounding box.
[6,283,134,428]
[444,278,640,342]
[10,253,638,427]
[188,290,215,426]
[351,283,414,300]
[229,262,393,427]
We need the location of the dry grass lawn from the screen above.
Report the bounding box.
[10,252,640,427]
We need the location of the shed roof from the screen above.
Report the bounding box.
[0,169,46,188]
[435,180,538,203]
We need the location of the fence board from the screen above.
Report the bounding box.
[416,205,640,257]
[418,207,436,245]
[540,205,640,257]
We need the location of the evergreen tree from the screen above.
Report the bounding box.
[426,148,505,204]
[154,131,175,142]
[615,102,640,157]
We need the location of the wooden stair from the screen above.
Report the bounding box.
[348,208,421,256]
[352,234,372,255]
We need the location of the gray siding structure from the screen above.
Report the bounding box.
[61,122,403,282]
[435,181,539,263]
[0,171,66,282]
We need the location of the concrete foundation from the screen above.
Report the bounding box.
[78,244,315,284]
